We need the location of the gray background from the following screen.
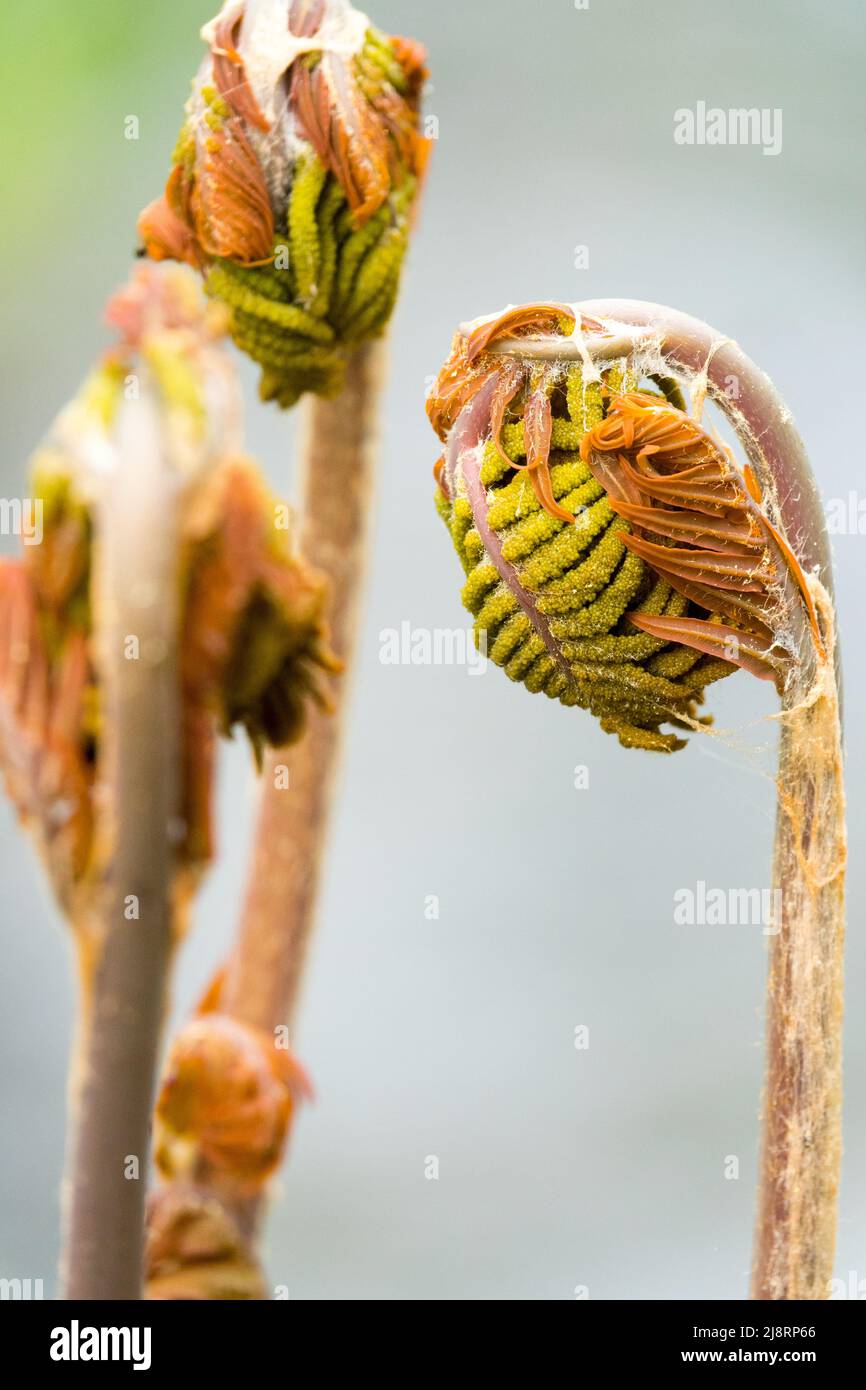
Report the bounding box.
[1,0,863,1299]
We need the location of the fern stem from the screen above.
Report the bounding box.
[225,343,385,1032]
[580,300,846,1300]
[60,392,180,1299]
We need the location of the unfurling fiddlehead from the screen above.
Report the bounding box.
[428,303,825,752]
[138,0,430,407]
[132,4,431,1300]
[429,299,844,1302]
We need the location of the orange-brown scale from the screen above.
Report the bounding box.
[581,390,826,681]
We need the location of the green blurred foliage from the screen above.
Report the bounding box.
[1,1,206,257]
[0,1,215,456]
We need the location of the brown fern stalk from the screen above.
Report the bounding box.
[61,390,182,1299]
[139,344,386,1283]
[223,340,385,1040]
[580,300,845,1300]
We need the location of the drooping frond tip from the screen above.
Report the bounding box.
[428,303,826,751]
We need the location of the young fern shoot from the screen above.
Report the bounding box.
[0,264,335,1298]
[137,0,432,1255]
[427,300,844,1300]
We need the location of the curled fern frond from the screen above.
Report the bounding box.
[428,304,824,752]
[138,0,431,407]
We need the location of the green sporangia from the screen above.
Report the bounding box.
[434,364,733,752]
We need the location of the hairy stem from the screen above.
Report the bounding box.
[225,340,386,1036]
[61,393,180,1300]
[752,644,846,1298]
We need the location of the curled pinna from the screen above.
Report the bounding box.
[428,302,829,752]
[154,1011,312,1198]
[139,0,431,408]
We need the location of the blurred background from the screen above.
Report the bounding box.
[1,0,864,1299]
